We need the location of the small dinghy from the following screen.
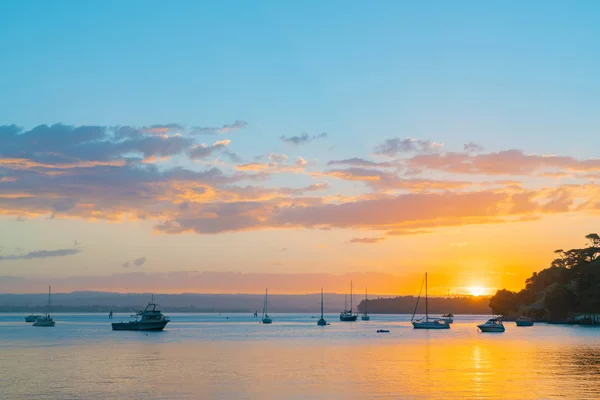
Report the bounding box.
[377,329,390,333]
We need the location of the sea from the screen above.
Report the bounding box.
[1,313,600,399]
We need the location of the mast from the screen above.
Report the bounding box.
[365,286,368,315]
[425,273,428,322]
[350,280,353,314]
[48,285,51,315]
[264,288,268,315]
[320,287,324,319]
[344,293,347,312]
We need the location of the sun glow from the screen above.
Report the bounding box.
[468,286,485,296]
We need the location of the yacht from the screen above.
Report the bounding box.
[25,314,41,323]
[411,273,450,329]
[361,286,370,321]
[340,281,358,321]
[515,316,534,327]
[112,295,170,331]
[477,318,505,332]
[317,288,327,326]
[33,286,55,327]
[261,289,272,324]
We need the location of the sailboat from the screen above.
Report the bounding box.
[361,286,370,321]
[340,281,358,321]
[261,288,272,324]
[411,273,449,329]
[33,285,55,327]
[317,288,327,326]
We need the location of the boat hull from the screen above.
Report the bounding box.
[25,315,41,322]
[361,315,370,321]
[33,320,55,327]
[262,318,272,324]
[317,318,327,326]
[515,320,534,327]
[340,315,357,321]
[478,325,505,332]
[112,321,169,331]
[412,321,450,329]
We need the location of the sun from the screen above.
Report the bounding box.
[468,286,485,296]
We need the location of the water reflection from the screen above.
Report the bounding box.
[1,315,600,399]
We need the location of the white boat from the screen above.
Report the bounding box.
[33,286,55,327]
[317,288,327,326]
[25,314,41,323]
[111,295,170,331]
[441,313,454,324]
[340,281,358,321]
[411,273,450,330]
[262,288,272,324]
[361,286,370,321]
[515,316,534,327]
[478,318,505,332]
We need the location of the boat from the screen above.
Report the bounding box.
[317,287,327,326]
[377,329,390,333]
[25,314,41,323]
[515,316,534,327]
[111,295,170,331]
[440,312,454,324]
[477,317,505,332]
[411,273,450,329]
[361,286,370,321]
[261,288,272,324]
[340,281,358,321]
[33,286,55,327]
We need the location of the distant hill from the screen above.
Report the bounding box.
[356,295,491,314]
[0,291,491,314]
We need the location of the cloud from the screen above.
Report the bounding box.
[327,158,396,168]
[188,140,231,159]
[348,237,386,244]
[295,157,307,168]
[407,149,600,176]
[280,132,327,145]
[0,248,81,261]
[190,120,248,135]
[464,142,484,153]
[374,138,443,157]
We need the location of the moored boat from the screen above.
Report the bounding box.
[261,289,272,324]
[25,314,41,323]
[515,316,534,327]
[361,286,370,321]
[317,287,327,326]
[33,286,55,327]
[112,296,169,331]
[340,282,358,321]
[478,318,505,332]
[411,273,450,330]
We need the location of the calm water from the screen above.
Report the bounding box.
[1,313,600,399]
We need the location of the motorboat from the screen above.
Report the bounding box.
[478,318,505,332]
[112,296,170,331]
[33,286,55,327]
[25,314,41,323]
[441,313,454,324]
[515,316,534,327]
[411,273,450,330]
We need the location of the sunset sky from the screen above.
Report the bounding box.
[1,1,599,295]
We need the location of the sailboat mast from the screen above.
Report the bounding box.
[345,293,347,311]
[350,281,353,313]
[425,273,428,321]
[365,286,368,314]
[320,287,324,318]
[48,285,51,315]
[265,289,268,315]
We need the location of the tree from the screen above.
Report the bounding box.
[544,284,577,322]
[489,289,519,316]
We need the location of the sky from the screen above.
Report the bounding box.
[1,0,599,295]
